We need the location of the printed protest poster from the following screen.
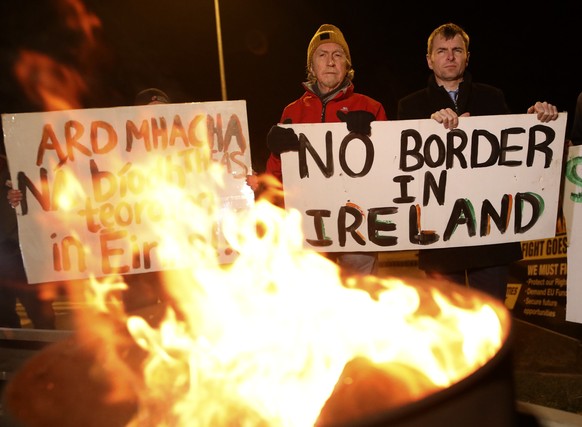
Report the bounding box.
[2,100,254,283]
[507,231,569,331]
[508,144,582,333]
[281,113,567,253]
[562,144,582,324]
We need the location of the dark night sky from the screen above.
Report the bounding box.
[1,1,580,173]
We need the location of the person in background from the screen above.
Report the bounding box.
[264,24,388,278]
[123,87,173,319]
[134,87,171,106]
[397,22,559,301]
[570,91,582,146]
[1,146,56,329]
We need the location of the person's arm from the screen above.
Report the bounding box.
[429,99,558,129]
[7,188,22,208]
[429,109,470,130]
[336,110,376,135]
[245,171,259,192]
[526,101,559,122]
[266,124,299,155]
[398,92,467,130]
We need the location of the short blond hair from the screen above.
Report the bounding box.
[427,23,470,55]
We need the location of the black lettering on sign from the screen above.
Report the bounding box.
[305,209,333,247]
[298,131,334,179]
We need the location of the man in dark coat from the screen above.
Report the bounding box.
[397,22,559,300]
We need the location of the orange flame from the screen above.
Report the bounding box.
[68,157,509,427]
[11,0,104,111]
[2,128,509,427]
[13,50,88,111]
[4,2,509,422]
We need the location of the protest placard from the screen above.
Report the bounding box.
[2,100,254,283]
[281,113,567,252]
[562,144,582,323]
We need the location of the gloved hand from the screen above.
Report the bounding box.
[267,121,299,154]
[337,110,375,135]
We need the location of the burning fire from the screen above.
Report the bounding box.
[2,106,510,427]
[3,2,509,423]
[11,0,109,112]
[42,153,509,427]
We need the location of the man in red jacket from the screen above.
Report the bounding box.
[265,24,388,277]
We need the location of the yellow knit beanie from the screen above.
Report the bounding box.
[307,24,351,68]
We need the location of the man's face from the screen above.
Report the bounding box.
[310,42,348,94]
[427,34,469,83]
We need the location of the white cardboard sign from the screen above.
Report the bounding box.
[2,100,254,283]
[562,144,582,323]
[281,113,567,253]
